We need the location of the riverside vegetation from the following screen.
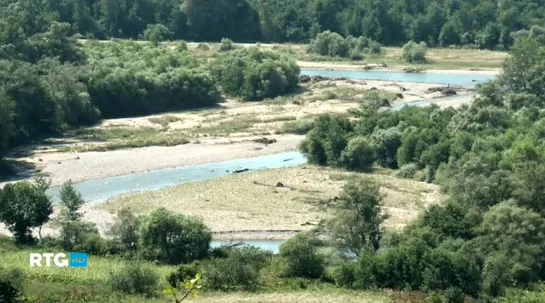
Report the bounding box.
[1,1,545,302]
[1,36,545,302]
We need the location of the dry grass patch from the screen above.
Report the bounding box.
[148,115,182,128]
[190,290,391,303]
[99,166,446,235]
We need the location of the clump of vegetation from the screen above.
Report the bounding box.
[278,119,315,135]
[219,38,235,51]
[0,177,52,244]
[142,24,172,45]
[107,262,159,297]
[308,31,382,59]
[201,246,272,291]
[402,41,428,63]
[212,47,300,101]
[139,208,211,265]
[279,233,325,279]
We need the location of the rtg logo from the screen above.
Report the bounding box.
[29,253,88,268]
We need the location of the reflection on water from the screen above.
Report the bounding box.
[300,69,496,88]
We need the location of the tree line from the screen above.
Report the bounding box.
[2,0,545,48]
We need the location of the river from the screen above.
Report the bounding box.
[48,69,496,252]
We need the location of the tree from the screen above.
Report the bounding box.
[139,208,211,265]
[477,201,545,296]
[402,41,428,63]
[59,182,85,221]
[56,182,98,250]
[0,177,53,243]
[328,178,383,255]
[371,127,402,168]
[143,24,172,45]
[108,208,141,253]
[500,37,545,99]
[340,136,376,171]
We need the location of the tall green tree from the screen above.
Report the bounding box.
[0,177,53,243]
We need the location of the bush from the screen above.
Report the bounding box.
[308,31,382,58]
[196,43,210,51]
[177,41,188,51]
[142,24,172,45]
[219,38,235,52]
[108,262,159,297]
[332,263,357,288]
[340,136,376,171]
[395,163,419,179]
[212,47,300,101]
[202,246,272,291]
[279,233,324,279]
[402,41,428,63]
[139,208,211,265]
[367,40,382,54]
[168,263,200,288]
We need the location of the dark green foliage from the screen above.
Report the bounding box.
[339,137,376,171]
[139,208,211,265]
[108,262,159,297]
[142,24,172,45]
[300,115,353,166]
[0,177,53,244]
[202,246,272,291]
[85,42,221,118]
[2,0,544,49]
[212,47,299,101]
[168,264,199,288]
[279,233,324,279]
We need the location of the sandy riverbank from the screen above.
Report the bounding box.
[297,60,501,75]
[18,135,304,187]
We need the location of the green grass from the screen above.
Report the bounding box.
[276,119,315,135]
[63,127,190,152]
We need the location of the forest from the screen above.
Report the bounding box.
[2,0,545,48]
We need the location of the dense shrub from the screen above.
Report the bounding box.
[340,136,376,171]
[139,208,211,265]
[394,163,419,179]
[300,115,353,166]
[142,24,172,44]
[212,47,299,101]
[108,262,159,297]
[402,41,428,62]
[279,234,325,279]
[85,42,221,118]
[202,246,272,291]
[168,263,200,288]
[219,38,235,51]
[308,31,381,58]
